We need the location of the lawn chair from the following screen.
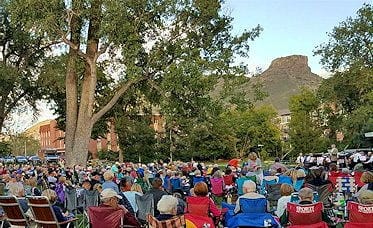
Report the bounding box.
[238,198,267,213]
[0,195,31,227]
[336,177,356,198]
[304,183,333,208]
[266,183,282,209]
[27,196,77,228]
[135,193,154,224]
[65,188,77,213]
[147,214,185,228]
[344,201,373,228]
[88,206,138,228]
[236,176,256,195]
[286,202,328,228]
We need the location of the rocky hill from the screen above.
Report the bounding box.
[248,55,323,112]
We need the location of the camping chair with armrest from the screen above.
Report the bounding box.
[238,198,267,213]
[0,195,31,227]
[135,193,154,225]
[236,176,256,196]
[147,214,185,228]
[286,202,328,228]
[304,183,334,208]
[87,206,137,228]
[336,177,356,198]
[27,196,77,228]
[266,183,282,210]
[344,201,373,228]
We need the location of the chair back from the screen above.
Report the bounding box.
[84,190,100,208]
[293,179,304,191]
[186,196,210,217]
[210,178,224,196]
[88,206,124,228]
[266,183,282,201]
[304,183,333,207]
[27,196,59,228]
[236,176,256,195]
[353,171,365,188]
[0,196,29,226]
[136,193,154,222]
[65,187,77,212]
[223,174,234,186]
[336,177,356,193]
[278,175,292,185]
[287,202,324,225]
[347,201,373,223]
[239,198,267,213]
[147,214,185,228]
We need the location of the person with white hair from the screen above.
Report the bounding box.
[234,180,267,213]
[102,170,119,193]
[156,195,179,221]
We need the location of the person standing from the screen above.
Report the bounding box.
[330,144,338,164]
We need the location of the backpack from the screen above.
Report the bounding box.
[210,178,224,196]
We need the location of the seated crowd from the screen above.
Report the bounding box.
[0,151,372,228]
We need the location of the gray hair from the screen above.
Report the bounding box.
[299,187,314,201]
[243,180,256,193]
[157,195,178,214]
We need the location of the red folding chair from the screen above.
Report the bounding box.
[286,202,328,228]
[344,201,373,228]
[88,206,138,228]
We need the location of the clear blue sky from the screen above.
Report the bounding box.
[224,0,370,76]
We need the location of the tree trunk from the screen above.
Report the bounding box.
[64,0,82,167]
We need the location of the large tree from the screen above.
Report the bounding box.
[315,3,373,147]
[7,0,261,165]
[0,4,47,131]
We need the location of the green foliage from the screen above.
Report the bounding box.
[289,88,328,155]
[314,4,372,72]
[315,4,373,148]
[98,150,119,161]
[221,105,282,158]
[0,3,47,130]
[0,142,11,156]
[116,115,157,164]
[8,133,40,156]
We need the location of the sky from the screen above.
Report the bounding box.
[224,0,370,77]
[10,0,371,132]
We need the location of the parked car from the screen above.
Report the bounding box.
[15,156,28,164]
[3,156,15,164]
[45,153,59,163]
[28,155,42,164]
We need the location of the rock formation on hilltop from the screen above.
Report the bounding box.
[249,55,322,112]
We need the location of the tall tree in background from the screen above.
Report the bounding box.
[7,0,261,165]
[289,88,327,154]
[315,3,373,147]
[0,4,47,131]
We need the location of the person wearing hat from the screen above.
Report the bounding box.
[98,188,140,227]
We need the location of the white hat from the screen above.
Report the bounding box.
[100,188,122,200]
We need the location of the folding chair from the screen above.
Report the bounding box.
[344,201,373,228]
[238,198,267,213]
[278,175,292,185]
[135,193,154,224]
[286,202,328,228]
[186,196,210,217]
[0,196,31,227]
[304,183,333,207]
[266,183,282,209]
[290,192,319,203]
[147,214,186,228]
[27,196,77,228]
[236,176,256,195]
[88,206,135,228]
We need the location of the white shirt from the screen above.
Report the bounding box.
[275,195,292,217]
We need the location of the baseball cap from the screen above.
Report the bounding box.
[100,188,122,200]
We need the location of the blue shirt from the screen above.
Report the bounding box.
[102,181,119,194]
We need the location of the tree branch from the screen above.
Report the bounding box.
[4,90,28,117]
[91,76,147,124]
